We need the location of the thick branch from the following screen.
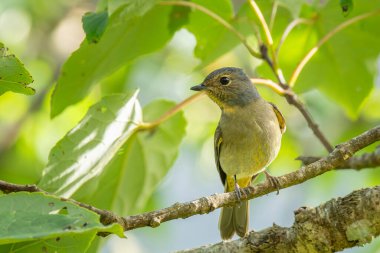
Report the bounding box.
[176,186,380,253]
[0,126,378,233]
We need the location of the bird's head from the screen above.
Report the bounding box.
[191,67,260,109]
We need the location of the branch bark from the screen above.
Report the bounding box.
[0,125,379,234]
[297,145,380,170]
[175,186,380,253]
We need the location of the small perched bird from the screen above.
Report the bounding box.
[191,67,285,240]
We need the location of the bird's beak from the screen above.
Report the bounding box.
[190,83,207,91]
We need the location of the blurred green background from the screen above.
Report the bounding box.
[0,0,379,252]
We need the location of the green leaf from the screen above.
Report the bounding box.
[169,5,191,33]
[256,0,380,118]
[186,0,240,67]
[0,231,96,253]
[292,0,380,118]
[277,0,305,17]
[0,192,123,251]
[39,92,142,197]
[51,4,174,117]
[108,0,156,16]
[74,100,187,215]
[82,11,108,43]
[0,44,35,96]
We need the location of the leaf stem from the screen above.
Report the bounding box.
[251,78,286,95]
[248,0,286,84]
[248,0,274,48]
[269,1,278,31]
[139,93,204,130]
[289,9,380,87]
[159,1,262,59]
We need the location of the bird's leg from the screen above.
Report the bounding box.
[234,175,242,201]
[264,171,280,195]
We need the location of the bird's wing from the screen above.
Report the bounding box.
[269,102,286,134]
[214,124,226,185]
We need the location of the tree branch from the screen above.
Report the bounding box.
[0,126,378,234]
[175,186,380,253]
[297,145,380,170]
[139,93,203,130]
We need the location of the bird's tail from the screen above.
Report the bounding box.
[219,200,249,240]
[219,177,250,240]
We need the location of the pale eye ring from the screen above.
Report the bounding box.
[219,76,230,85]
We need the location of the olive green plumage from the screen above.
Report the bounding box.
[191,67,285,240]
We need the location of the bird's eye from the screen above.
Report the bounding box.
[219,76,230,85]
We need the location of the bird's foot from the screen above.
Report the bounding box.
[264,171,280,195]
[234,181,242,201]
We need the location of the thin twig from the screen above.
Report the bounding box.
[1,126,378,232]
[139,93,204,130]
[0,180,127,235]
[247,0,333,151]
[289,9,380,86]
[275,18,314,58]
[159,1,262,59]
[285,93,334,152]
[251,78,287,95]
[248,0,283,81]
[269,1,278,31]
[252,75,334,151]
[248,0,274,49]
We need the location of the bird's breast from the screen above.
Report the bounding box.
[218,102,281,177]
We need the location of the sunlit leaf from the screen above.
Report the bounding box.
[39,92,142,197]
[0,192,123,252]
[107,0,156,16]
[0,44,34,96]
[74,100,187,215]
[51,4,175,117]
[257,0,380,118]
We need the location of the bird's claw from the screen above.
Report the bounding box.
[234,182,242,201]
[264,171,280,195]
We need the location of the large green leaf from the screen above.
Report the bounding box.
[74,100,187,215]
[186,0,240,67]
[51,4,174,117]
[255,0,380,118]
[38,92,142,197]
[0,231,96,253]
[0,192,123,252]
[290,0,380,118]
[0,43,35,96]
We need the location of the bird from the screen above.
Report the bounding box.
[190,67,285,240]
